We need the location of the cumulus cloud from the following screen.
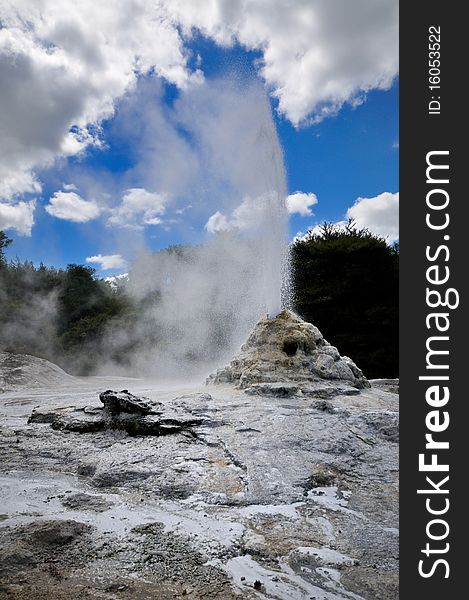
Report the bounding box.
[0,170,41,202]
[205,193,285,234]
[108,188,168,229]
[45,191,101,222]
[0,200,36,236]
[295,191,399,244]
[346,192,399,241]
[86,254,128,270]
[163,0,398,125]
[0,0,398,209]
[286,192,318,216]
[0,0,200,202]
[205,211,230,233]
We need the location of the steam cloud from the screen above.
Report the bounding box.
[98,78,290,378]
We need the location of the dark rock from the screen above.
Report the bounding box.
[159,416,204,428]
[155,484,193,500]
[29,391,205,438]
[236,427,262,433]
[106,583,129,592]
[355,411,399,443]
[245,382,301,397]
[77,463,97,476]
[51,414,106,433]
[28,406,75,424]
[310,399,336,413]
[91,469,152,488]
[132,522,165,535]
[26,520,92,546]
[307,385,360,398]
[0,547,38,574]
[245,381,360,400]
[107,414,202,436]
[99,389,159,415]
[61,492,113,512]
[379,424,399,443]
[303,464,341,489]
[108,414,163,436]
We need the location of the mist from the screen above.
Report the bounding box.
[98,76,290,379]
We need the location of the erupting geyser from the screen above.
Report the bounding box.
[119,80,292,378]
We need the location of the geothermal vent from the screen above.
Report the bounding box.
[207,309,369,389]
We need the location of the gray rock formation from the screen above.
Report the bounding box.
[99,389,160,415]
[207,309,369,390]
[29,390,209,437]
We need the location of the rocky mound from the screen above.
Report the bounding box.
[207,309,369,389]
[0,352,73,393]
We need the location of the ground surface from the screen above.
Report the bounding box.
[0,353,398,599]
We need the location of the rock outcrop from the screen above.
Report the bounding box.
[29,389,209,437]
[99,389,161,415]
[207,309,369,390]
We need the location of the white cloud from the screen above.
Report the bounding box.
[108,188,168,229]
[346,192,399,241]
[0,0,398,209]
[86,254,128,270]
[0,200,36,236]
[205,211,230,233]
[163,0,398,126]
[293,191,399,243]
[286,192,318,216]
[45,191,101,222]
[0,0,201,202]
[0,170,41,201]
[205,193,285,234]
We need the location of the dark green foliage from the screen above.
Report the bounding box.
[56,264,131,346]
[0,232,134,374]
[0,231,12,265]
[291,222,398,379]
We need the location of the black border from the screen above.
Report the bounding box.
[400,1,465,594]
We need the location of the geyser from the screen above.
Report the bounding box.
[109,78,291,378]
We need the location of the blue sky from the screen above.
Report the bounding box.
[279,83,399,234]
[1,1,399,275]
